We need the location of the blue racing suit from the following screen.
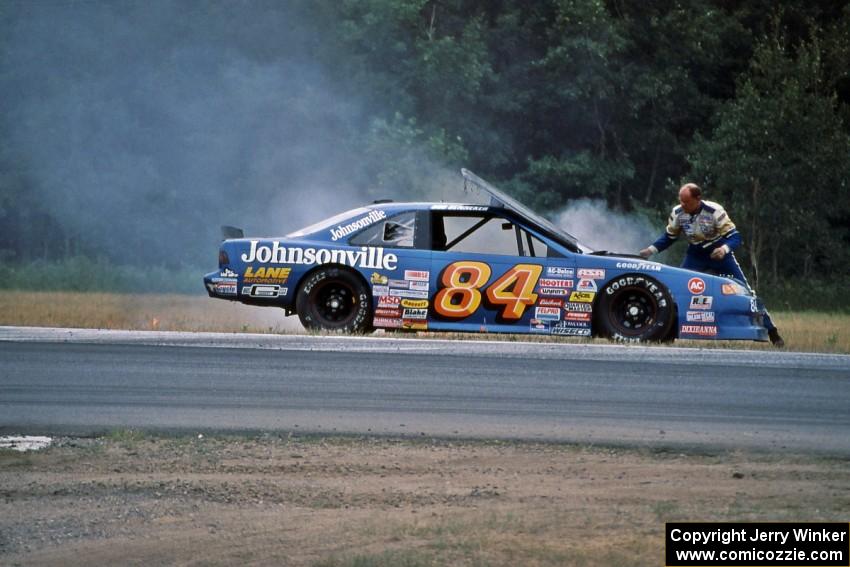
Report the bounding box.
[648,200,776,332]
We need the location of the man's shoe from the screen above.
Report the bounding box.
[768,328,785,348]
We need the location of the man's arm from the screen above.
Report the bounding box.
[708,207,739,260]
[640,209,680,258]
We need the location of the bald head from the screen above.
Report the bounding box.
[678,183,702,214]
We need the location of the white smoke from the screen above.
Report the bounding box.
[555,199,657,254]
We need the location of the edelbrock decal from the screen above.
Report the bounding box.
[330,210,386,241]
[242,242,398,270]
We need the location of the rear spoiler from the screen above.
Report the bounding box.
[221,225,244,240]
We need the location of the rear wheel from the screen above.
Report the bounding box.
[595,274,674,343]
[296,267,372,333]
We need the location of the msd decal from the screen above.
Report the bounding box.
[681,325,718,336]
[377,295,400,308]
[688,277,706,294]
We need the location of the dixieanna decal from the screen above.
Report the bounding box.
[681,325,718,336]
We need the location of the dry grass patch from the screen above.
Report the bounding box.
[1,291,848,353]
[1,435,847,566]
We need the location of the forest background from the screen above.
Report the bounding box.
[1,0,848,310]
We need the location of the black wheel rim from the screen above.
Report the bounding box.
[609,289,657,335]
[313,281,357,325]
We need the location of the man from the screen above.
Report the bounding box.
[639,183,784,347]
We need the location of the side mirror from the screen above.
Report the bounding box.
[501,222,514,231]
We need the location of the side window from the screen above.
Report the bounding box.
[435,214,518,256]
[520,230,549,258]
[350,212,416,248]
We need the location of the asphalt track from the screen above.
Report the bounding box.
[1,326,849,454]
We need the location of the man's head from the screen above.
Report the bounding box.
[678,183,702,214]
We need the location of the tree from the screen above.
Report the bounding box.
[689,26,850,286]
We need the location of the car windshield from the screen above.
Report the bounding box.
[286,207,371,238]
[461,169,594,253]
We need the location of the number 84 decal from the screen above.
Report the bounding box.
[434,261,543,320]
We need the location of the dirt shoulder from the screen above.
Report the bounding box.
[2,434,848,566]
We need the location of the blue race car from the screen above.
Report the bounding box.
[204,169,767,342]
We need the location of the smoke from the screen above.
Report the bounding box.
[1,1,457,268]
[555,199,656,254]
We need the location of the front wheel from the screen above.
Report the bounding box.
[595,274,675,343]
[296,267,372,333]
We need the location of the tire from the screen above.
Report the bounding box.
[296,267,372,333]
[595,274,675,343]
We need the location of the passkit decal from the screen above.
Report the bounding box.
[401,299,428,309]
[242,242,397,270]
[434,261,543,320]
[688,277,706,294]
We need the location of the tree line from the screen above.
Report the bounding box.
[1,0,848,291]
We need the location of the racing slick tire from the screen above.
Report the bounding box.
[595,274,675,343]
[296,267,373,333]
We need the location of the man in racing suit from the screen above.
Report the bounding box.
[639,183,784,346]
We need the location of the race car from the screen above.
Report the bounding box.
[204,169,768,342]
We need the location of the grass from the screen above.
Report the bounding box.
[0,291,848,353]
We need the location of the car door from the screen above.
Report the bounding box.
[428,210,548,334]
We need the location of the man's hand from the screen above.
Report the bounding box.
[639,247,653,259]
[710,246,728,260]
